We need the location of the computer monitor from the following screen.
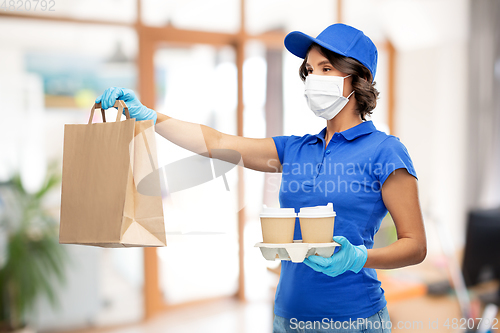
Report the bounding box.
[462,207,500,303]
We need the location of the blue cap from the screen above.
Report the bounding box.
[284,23,378,81]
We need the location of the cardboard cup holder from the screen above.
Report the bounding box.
[254,240,340,263]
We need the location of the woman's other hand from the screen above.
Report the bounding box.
[303,236,368,277]
[95,87,157,124]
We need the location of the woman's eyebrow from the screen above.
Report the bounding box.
[305,60,332,67]
[318,60,332,66]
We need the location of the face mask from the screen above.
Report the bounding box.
[304,74,354,120]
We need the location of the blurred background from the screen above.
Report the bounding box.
[1,0,500,332]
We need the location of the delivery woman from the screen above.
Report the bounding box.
[96,23,426,333]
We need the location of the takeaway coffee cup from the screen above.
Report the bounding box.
[298,203,336,243]
[260,206,297,243]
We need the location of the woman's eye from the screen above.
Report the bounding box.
[323,68,331,72]
[307,69,313,74]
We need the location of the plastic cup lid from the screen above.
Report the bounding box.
[260,205,297,218]
[298,203,336,218]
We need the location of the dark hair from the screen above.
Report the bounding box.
[299,43,379,120]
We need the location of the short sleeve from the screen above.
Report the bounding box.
[272,135,290,165]
[374,136,417,185]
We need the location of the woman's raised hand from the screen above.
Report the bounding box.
[95,87,157,124]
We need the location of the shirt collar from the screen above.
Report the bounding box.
[315,120,377,142]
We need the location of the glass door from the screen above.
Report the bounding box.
[154,44,240,305]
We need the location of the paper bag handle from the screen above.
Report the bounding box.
[88,100,131,124]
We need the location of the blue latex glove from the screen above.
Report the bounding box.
[303,236,368,277]
[95,87,157,124]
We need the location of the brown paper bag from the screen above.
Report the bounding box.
[59,101,166,247]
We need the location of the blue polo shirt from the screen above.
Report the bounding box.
[272,120,417,322]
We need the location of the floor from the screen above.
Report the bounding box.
[63,292,500,333]
[60,261,500,333]
[65,298,274,333]
[387,295,464,332]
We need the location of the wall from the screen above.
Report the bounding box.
[384,0,470,250]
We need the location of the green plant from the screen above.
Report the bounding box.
[0,162,67,332]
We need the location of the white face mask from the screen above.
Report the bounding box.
[304,74,354,120]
